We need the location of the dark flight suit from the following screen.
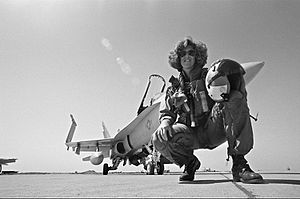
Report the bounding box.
[152,65,254,168]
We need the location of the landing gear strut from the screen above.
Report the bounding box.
[144,147,166,175]
[145,160,164,175]
[156,161,164,175]
[102,157,123,175]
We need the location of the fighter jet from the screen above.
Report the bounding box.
[66,74,168,175]
[0,158,17,174]
[65,61,264,175]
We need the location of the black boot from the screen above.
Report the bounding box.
[232,155,264,184]
[179,156,200,181]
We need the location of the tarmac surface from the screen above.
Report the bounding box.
[0,172,299,198]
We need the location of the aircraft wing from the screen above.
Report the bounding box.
[113,102,160,142]
[65,138,113,157]
[0,158,17,165]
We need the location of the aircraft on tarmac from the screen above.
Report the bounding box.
[0,158,17,174]
[65,61,264,175]
[66,74,169,175]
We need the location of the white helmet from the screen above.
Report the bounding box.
[205,62,230,102]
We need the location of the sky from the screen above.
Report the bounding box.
[1,0,300,173]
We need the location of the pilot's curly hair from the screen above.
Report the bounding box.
[168,36,208,71]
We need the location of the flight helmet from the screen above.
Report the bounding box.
[205,61,231,102]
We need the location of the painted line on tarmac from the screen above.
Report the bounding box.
[221,173,256,198]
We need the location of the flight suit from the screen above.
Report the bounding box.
[152,66,254,168]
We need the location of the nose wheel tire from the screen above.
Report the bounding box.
[147,163,155,175]
[103,163,109,175]
[156,162,164,175]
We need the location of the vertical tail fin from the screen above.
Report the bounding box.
[102,121,111,138]
[66,114,77,144]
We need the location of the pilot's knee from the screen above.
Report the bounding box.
[171,132,194,148]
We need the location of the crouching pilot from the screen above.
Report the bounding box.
[152,37,264,183]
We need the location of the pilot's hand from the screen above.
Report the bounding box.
[155,120,173,142]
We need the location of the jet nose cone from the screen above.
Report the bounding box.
[242,61,264,84]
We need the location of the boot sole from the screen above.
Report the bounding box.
[240,178,265,184]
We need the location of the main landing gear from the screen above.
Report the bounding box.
[102,157,123,175]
